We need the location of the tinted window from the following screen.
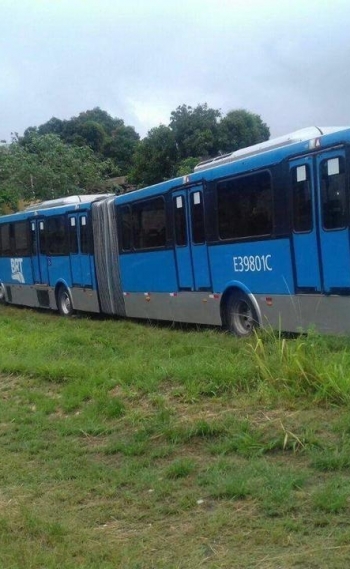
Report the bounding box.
[39,220,46,255]
[292,164,312,232]
[321,156,346,230]
[46,216,68,255]
[132,197,166,250]
[69,217,78,254]
[120,205,132,251]
[190,191,205,244]
[14,221,30,256]
[0,224,11,256]
[217,171,272,239]
[31,221,37,255]
[80,215,90,254]
[173,195,187,246]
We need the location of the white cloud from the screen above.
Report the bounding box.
[0,0,350,142]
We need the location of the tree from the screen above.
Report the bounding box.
[15,104,270,194]
[169,103,221,159]
[71,107,118,135]
[128,105,270,186]
[129,125,178,186]
[75,121,106,153]
[21,108,140,174]
[217,109,270,154]
[102,123,139,172]
[0,133,114,210]
[175,157,201,177]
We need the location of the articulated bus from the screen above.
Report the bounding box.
[1,125,350,336]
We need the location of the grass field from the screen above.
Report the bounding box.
[1,305,350,568]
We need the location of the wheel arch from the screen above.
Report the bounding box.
[220,281,262,328]
[0,281,7,304]
[54,280,74,310]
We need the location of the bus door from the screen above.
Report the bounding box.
[30,218,49,285]
[172,186,212,291]
[172,190,194,290]
[290,157,322,292]
[315,148,350,293]
[68,213,93,287]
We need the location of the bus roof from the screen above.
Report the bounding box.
[116,125,350,205]
[194,126,350,173]
[24,194,113,212]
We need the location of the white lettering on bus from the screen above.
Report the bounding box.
[10,258,25,283]
[233,254,272,273]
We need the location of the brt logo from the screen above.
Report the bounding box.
[10,258,25,283]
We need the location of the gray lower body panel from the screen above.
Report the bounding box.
[4,283,350,335]
[4,284,100,314]
[256,293,350,335]
[123,291,222,325]
[124,291,350,334]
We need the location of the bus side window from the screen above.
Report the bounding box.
[14,221,30,256]
[46,216,68,256]
[132,198,166,250]
[321,157,346,230]
[173,195,187,246]
[31,221,37,255]
[39,221,46,255]
[191,191,205,244]
[217,171,272,240]
[69,217,78,254]
[0,224,11,257]
[292,164,312,233]
[120,206,132,251]
[80,216,90,254]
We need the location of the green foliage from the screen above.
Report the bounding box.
[102,123,139,172]
[23,107,140,174]
[2,104,271,207]
[134,104,270,186]
[75,120,106,153]
[1,307,350,566]
[4,104,271,204]
[248,330,350,404]
[175,156,200,177]
[0,133,113,207]
[165,458,196,479]
[218,108,270,153]
[129,125,178,186]
[312,479,350,513]
[169,103,221,159]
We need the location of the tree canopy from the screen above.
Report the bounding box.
[0,133,112,209]
[129,125,178,187]
[0,104,270,210]
[22,107,140,174]
[130,104,270,185]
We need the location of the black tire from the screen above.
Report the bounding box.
[226,292,258,337]
[57,286,74,316]
[0,283,6,304]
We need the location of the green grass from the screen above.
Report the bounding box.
[1,306,350,567]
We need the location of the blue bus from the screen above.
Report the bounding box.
[1,125,350,335]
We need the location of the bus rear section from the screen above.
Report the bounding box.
[0,198,103,314]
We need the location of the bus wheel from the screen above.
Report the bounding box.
[226,292,258,337]
[57,286,74,317]
[0,283,6,304]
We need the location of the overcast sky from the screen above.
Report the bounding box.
[1,0,350,143]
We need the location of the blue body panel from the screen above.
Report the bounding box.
[0,256,33,286]
[208,239,295,295]
[0,200,98,300]
[120,250,178,292]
